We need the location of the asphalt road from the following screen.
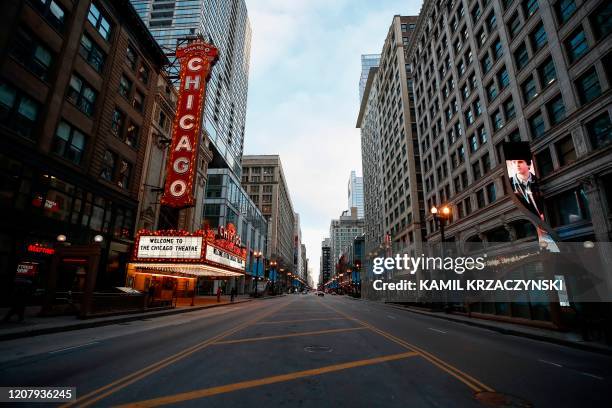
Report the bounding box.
[0,295,610,407]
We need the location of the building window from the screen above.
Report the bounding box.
[529,112,545,138]
[473,162,482,180]
[478,126,488,145]
[486,183,496,203]
[523,0,539,18]
[470,134,478,152]
[132,91,144,112]
[547,95,566,126]
[138,65,149,84]
[125,122,139,147]
[482,153,492,173]
[503,98,516,120]
[555,0,576,25]
[117,160,131,189]
[589,2,612,40]
[0,81,40,140]
[119,75,132,99]
[100,150,116,181]
[492,110,504,131]
[52,121,86,164]
[263,185,273,193]
[66,74,97,116]
[565,28,589,63]
[481,54,493,74]
[530,22,547,51]
[586,113,612,149]
[575,68,601,104]
[538,58,556,86]
[486,82,498,102]
[79,34,105,73]
[87,3,112,41]
[546,188,590,227]
[522,76,538,103]
[497,66,510,89]
[9,28,53,81]
[555,136,576,166]
[110,108,124,136]
[31,0,66,32]
[476,189,486,208]
[514,43,529,71]
[508,13,522,38]
[536,149,554,177]
[466,109,474,126]
[492,38,503,61]
[126,44,137,70]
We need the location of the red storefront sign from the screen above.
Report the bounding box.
[161,39,218,208]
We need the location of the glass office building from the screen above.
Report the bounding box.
[131,0,252,176]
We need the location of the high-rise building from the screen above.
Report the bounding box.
[357,65,385,270]
[293,212,303,278]
[402,0,611,322]
[241,155,296,273]
[131,0,252,176]
[359,54,381,104]
[329,208,364,278]
[358,16,425,258]
[320,238,332,285]
[347,170,364,218]
[407,0,611,245]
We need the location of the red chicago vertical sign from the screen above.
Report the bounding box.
[161,40,218,208]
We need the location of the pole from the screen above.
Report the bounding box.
[254,257,259,298]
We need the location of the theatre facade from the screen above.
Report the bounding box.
[127,225,247,301]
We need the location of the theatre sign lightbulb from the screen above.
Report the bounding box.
[161,39,219,208]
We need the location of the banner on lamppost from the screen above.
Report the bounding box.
[161,39,218,208]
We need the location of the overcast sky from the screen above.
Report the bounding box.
[243,0,422,284]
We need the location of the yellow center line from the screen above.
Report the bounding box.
[114,351,419,408]
[256,317,348,324]
[320,301,495,393]
[214,327,367,345]
[63,298,294,408]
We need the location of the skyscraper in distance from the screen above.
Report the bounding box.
[359,54,381,104]
[348,170,364,218]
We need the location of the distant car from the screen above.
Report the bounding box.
[331,292,337,295]
[316,291,324,297]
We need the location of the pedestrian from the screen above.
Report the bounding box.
[216,286,222,303]
[3,277,33,323]
[230,286,237,302]
[148,283,155,307]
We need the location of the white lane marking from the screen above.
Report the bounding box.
[428,327,447,334]
[579,372,604,380]
[48,342,99,354]
[538,359,563,367]
[387,315,397,319]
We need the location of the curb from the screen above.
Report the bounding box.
[0,298,256,342]
[355,298,612,356]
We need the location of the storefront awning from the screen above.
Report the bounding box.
[129,263,244,278]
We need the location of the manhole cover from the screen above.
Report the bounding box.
[304,345,333,353]
[475,392,532,408]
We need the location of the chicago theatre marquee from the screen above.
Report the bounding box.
[126,224,246,300]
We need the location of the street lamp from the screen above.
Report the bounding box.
[431,205,452,311]
[269,260,277,295]
[253,251,263,298]
[431,205,451,243]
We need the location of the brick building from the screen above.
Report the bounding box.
[0,0,168,298]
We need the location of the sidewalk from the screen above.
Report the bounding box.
[349,297,612,355]
[0,294,281,342]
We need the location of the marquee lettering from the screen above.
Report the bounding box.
[160,40,219,208]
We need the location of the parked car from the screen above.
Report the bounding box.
[316,291,324,297]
